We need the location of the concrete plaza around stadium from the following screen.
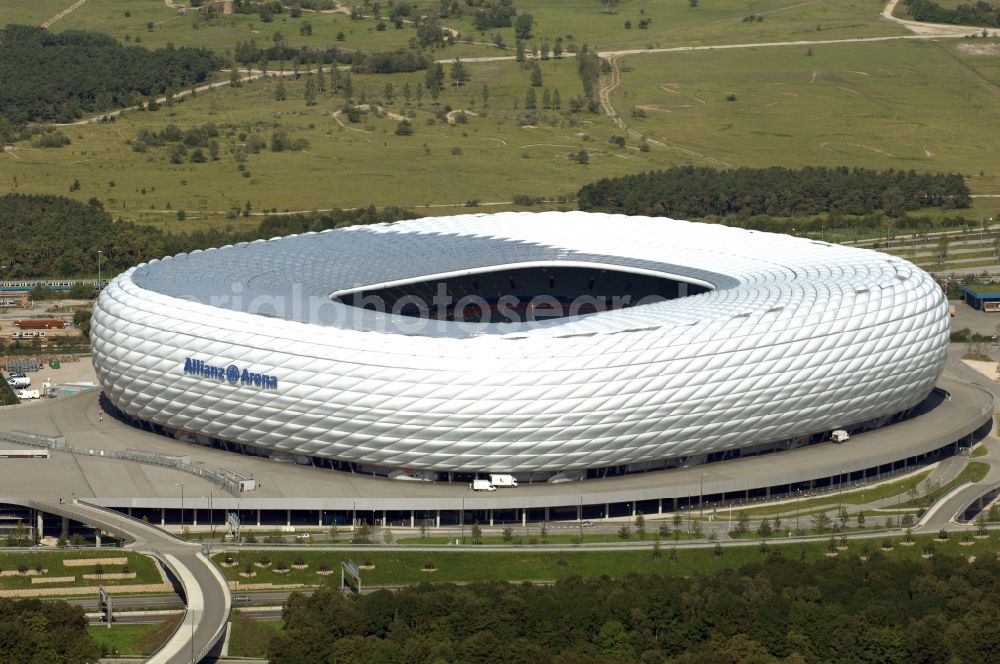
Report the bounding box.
[0,352,992,529]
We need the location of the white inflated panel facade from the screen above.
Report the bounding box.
[91,212,949,473]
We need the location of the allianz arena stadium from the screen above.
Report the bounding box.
[91,212,949,479]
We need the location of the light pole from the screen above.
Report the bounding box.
[175,482,184,531]
[97,250,103,290]
[699,473,704,520]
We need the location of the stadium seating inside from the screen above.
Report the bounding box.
[333,266,710,323]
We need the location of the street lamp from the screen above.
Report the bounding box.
[97,250,103,290]
[175,482,184,531]
[699,473,704,520]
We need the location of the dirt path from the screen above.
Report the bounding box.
[445,109,479,125]
[41,0,88,28]
[597,55,734,168]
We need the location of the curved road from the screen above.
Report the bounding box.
[19,499,230,664]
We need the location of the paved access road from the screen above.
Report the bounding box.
[19,500,231,664]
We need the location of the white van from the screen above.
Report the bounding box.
[471,479,496,492]
[7,375,30,389]
[489,474,518,488]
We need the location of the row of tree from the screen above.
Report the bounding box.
[903,0,1000,27]
[0,25,221,129]
[268,555,1000,663]
[0,194,414,279]
[577,166,972,217]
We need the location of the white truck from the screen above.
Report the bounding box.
[489,473,518,488]
[16,389,41,400]
[831,429,850,443]
[471,479,496,492]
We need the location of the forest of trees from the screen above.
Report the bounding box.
[269,555,1000,663]
[577,166,972,218]
[903,0,1000,26]
[0,598,101,663]
[0,194,413,279]
[0,25,221,130]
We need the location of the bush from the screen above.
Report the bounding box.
[32,131,71,148]
[395,120,413,136]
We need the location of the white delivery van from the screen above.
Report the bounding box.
[489,474,518,488]
[471,479,496,492]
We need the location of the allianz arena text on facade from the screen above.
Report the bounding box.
[91,212,949,477]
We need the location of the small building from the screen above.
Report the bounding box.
[960,285,1000,312]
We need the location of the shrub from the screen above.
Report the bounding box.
[32,131,71,148]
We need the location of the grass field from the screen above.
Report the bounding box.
[3,1,998,238]
[0,551,160,590]
[88,614,182,657]
[613,39,1000,191]
[0,0,71,26]
[2,57,672,230]
[5,34,1000,230]
[21,0,905,57]
[215,531,995,587]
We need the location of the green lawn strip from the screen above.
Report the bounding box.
[397,531,704,546]
[897,461,991,509]
[0,550,160,590]
[726,469,932,517]
[960,283,1000,294]
[228,612,283,659]
[973,445,989,457]
[216,533,995,586]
